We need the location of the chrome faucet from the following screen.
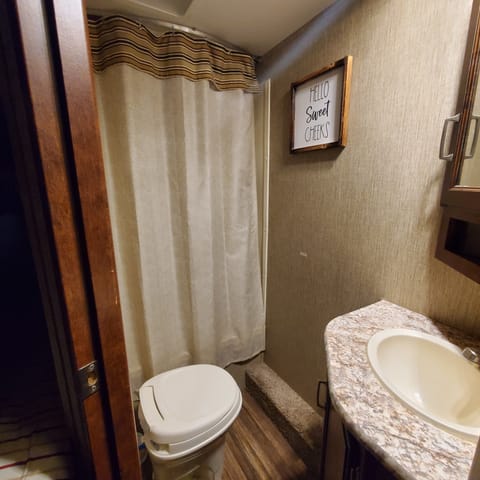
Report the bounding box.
[462,348,480,366]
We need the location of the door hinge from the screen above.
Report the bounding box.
[78,360,100,400]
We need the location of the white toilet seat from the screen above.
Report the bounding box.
[139,364,242,460]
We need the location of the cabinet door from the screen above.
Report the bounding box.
[440,2,480,210]
[342,428,395,480]
[437,1,480,284]
[0,1,141,478]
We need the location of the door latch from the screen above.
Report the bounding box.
[78,360,100,400]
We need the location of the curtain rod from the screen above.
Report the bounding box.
[87,9,254,57]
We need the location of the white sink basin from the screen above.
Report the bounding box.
[367,328,480,441]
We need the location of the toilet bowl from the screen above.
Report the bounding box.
[138,364,242,479]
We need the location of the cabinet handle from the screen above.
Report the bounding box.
[317,380,328,409]
[439,113,460,161]
[465,115,480,159]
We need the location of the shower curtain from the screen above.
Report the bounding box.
[89,16,265,390]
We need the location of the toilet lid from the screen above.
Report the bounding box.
[139,364,240,445]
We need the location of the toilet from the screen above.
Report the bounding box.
[138,364,242,479]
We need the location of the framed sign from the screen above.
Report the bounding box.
[291,56,352,153]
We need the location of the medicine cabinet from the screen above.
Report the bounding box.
[437,0,480,284]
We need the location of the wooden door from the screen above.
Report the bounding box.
[0,1,141,479]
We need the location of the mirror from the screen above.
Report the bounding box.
[459,99,480,187]
[446,2,480,191]
[436,1,480,285]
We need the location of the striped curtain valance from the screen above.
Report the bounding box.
[88,15,260,93]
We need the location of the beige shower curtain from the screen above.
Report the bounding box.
[91,18,265,391]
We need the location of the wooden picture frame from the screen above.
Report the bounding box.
[291,56,352,153]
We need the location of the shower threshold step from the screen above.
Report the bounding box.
[245,361,325,477]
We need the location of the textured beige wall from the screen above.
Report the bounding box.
[265,0,480,409]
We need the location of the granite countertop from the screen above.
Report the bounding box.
[325,300,480,480]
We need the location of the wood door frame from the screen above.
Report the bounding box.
[0,8,94,478]
[0,1,141,478]
[48,1,141,477]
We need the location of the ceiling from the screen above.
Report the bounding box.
[85,0,336,56]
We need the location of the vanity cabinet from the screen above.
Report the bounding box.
[342,427,395,480]
[436,0,480,283]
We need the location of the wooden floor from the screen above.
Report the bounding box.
[223,392,308,479]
